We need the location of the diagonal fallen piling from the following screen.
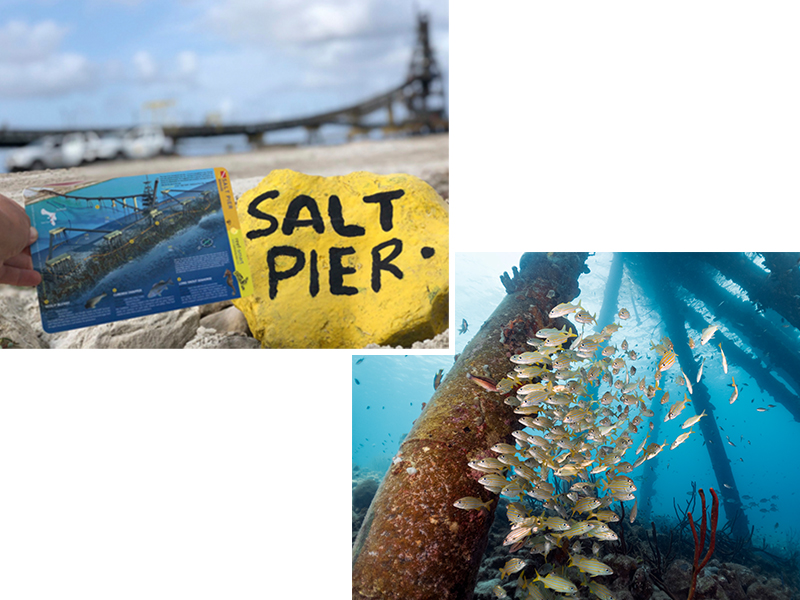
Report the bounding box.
[352,252,589,600]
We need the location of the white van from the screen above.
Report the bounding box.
[122,125,174,160]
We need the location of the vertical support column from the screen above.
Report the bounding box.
[625,253,751,538]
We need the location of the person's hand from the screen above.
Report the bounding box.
[0,194,42,287]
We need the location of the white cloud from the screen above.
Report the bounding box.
[176,51,198,79]
[0,52,96,98]
[191,0,448,112]
[0,20,70,64]
[133,50,158,81]
[202,0,371,45]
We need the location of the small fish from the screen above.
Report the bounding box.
[688,337,696,349]
[756,407,768,412]
[85,292,107,309]
[356,358,364,365]
[701,324,719,345]
[572,496,602,514]
[458,318,468,334]
[453,496,493,512]
[682,370,694,395]
[549,300,583,318]
[492,584,508,599]
[503,525,533,546]
[532,571,578,595]
[574,309,597,325]
[729,377,738,404]
[696,357,705,383]
[601,474,637,496]
[719,344,728,374]
[726,435,736,447]
[433,369,444,390]
[588,581,617,600]
[466,373,497,392]
[657,350,676,372]
[630,498,638,523]
[670,428,694,450]
[665,394,691,422]
[568,554,614,577]
[354,379,360,385]
[618,307,630,320]
[499,557,527,579]
[147,278,173,298]
[681,410,707,429]
[543,516,571,531]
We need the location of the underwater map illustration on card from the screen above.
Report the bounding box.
[25,168,253,333]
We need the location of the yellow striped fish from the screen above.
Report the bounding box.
[568,554,614,576]
[588,580,618,600]
[729,377,738,404]
[657,350,676,372]
[681,409,707,429]
[701,324,719,345]
[532,571,578,594]
[453,497,493,512]
[499,557,527,579]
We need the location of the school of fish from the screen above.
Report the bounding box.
[455,306,733,600]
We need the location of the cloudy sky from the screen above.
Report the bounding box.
[0,0,448,129]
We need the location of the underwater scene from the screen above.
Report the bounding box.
[352,252,800,600]
[25,170,242,332]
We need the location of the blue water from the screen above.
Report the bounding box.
[352,354,456,474]
[353,252,800,554]
[79,209,230,307]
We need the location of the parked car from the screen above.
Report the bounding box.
[122,125,173,160]
[59,132,90,167]
[81,131,101,162]
[6,126,175,171]
[5,132,98,171]
[93,130,127,161]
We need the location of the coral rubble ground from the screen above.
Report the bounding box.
[352,471,800,600]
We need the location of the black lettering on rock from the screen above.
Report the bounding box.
[246,190,280,239]
[371,238,403,292]
[282,195,325,236]
[362,189,405,232]
[329,247,358,296]
[309,249,319,297]
[328,195,365,237]
[267,246,305,300]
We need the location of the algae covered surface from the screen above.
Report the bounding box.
[353,253,800,600]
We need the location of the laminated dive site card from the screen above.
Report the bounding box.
[24,168,253,333]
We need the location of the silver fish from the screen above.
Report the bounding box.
[85,292,107,309]
[147,278,173,298]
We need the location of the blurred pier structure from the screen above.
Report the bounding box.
[0,13,447,149]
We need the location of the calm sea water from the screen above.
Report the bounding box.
[353,252,800,551]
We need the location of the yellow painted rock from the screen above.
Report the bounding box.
[233,170,448,348]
